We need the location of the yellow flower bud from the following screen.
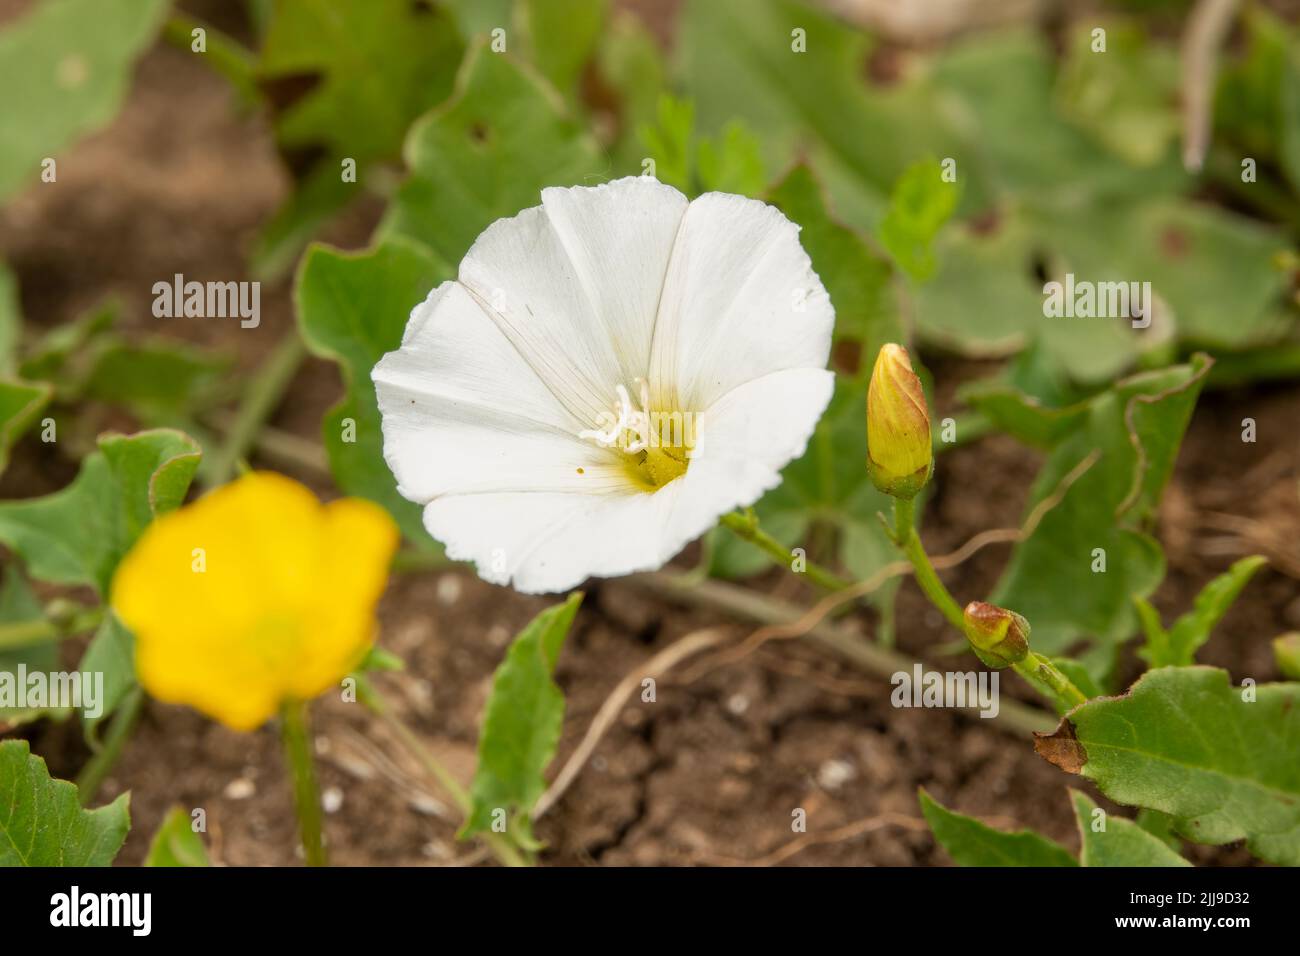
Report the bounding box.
[866,343,933,500]
[1274,633,1300,681]
[963,601,1031,668]
[111,472,399,731]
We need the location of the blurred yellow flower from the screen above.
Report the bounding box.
[111,472,398,731]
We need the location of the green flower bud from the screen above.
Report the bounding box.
[1273,632,1300,681]
[866,344,933,500]
[963,601,1031,669]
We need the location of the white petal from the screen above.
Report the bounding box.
[423,483,688,594]
[373,281,630,500]
[459,176,689,426]
[649,192,835,412]
[420,366,834,593]
[540,177,690,388]
[666,366,836,538]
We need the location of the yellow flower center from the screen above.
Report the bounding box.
[578,379,694,492]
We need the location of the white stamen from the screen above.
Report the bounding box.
[579,381,653,453]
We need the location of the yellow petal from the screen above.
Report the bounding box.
[111,472,398,731]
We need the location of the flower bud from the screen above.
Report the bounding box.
[1274,633,1300,681]
[866,343,932,500]
[963,601,1031,668]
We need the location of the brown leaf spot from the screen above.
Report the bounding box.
[1159,226,1189,259]
[1033,718,1087,774]
[967,208,1001,236]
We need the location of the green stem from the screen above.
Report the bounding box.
[891,498,966,634]
[0,607,102,651]
[162,15,259,105]
[76,686,143,806]
[203,333,306,488]
[1013,653,1089,712]
[281,698,327,867]
[890,498,1088,713]
[720,510,852,592]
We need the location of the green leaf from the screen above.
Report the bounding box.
[1056,20,1180,167]
[1139,556,1268,668]
[18,300,118,390]
[1038,199,1292,350]
[1136,808,1183,851]
[257,0,463,163]
[929,30,1185,207]
[81,339,232,422]
[1216,8,1300,195]
[0,379,52,476]
[0,262,20,371]
[915,216,1138,385]
[695,121,766,196]
[0,564,61,727]
[381,46,604,266]
[877,159,959,281]
[1208,342,1300,387]
[1276,632,1300,680]
[766,163,899,356]
[462,593,582,843]
[679,0,967,230]
[443,0,513,41]
[78,614,136,747]
[144,806,210,867]
[0,739,129,865]
[598,11,668,171]
[638,94,694,193]
[987,355,1211,660]
[1070,790,1190,867]
[295,239,450,546]
[0,0,169,200]
[1049,666,1300,866]
[919,788,1077,867]
[519,0,608,97]
[0,429,201,595]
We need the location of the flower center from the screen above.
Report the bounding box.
[578,379,694,491]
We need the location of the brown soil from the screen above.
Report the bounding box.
[1,0,1296,866]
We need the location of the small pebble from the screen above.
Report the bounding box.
[411,793,446,817]
[223,777,256,800]
[321,786,344,814]
[727,693,750,715]
[436,574,463,606]
[817,758,857,791]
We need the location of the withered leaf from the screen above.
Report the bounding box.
[1033,718,1088,773]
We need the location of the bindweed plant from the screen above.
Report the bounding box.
[0,0,1297,874]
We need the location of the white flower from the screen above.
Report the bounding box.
[372,176,835,593]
